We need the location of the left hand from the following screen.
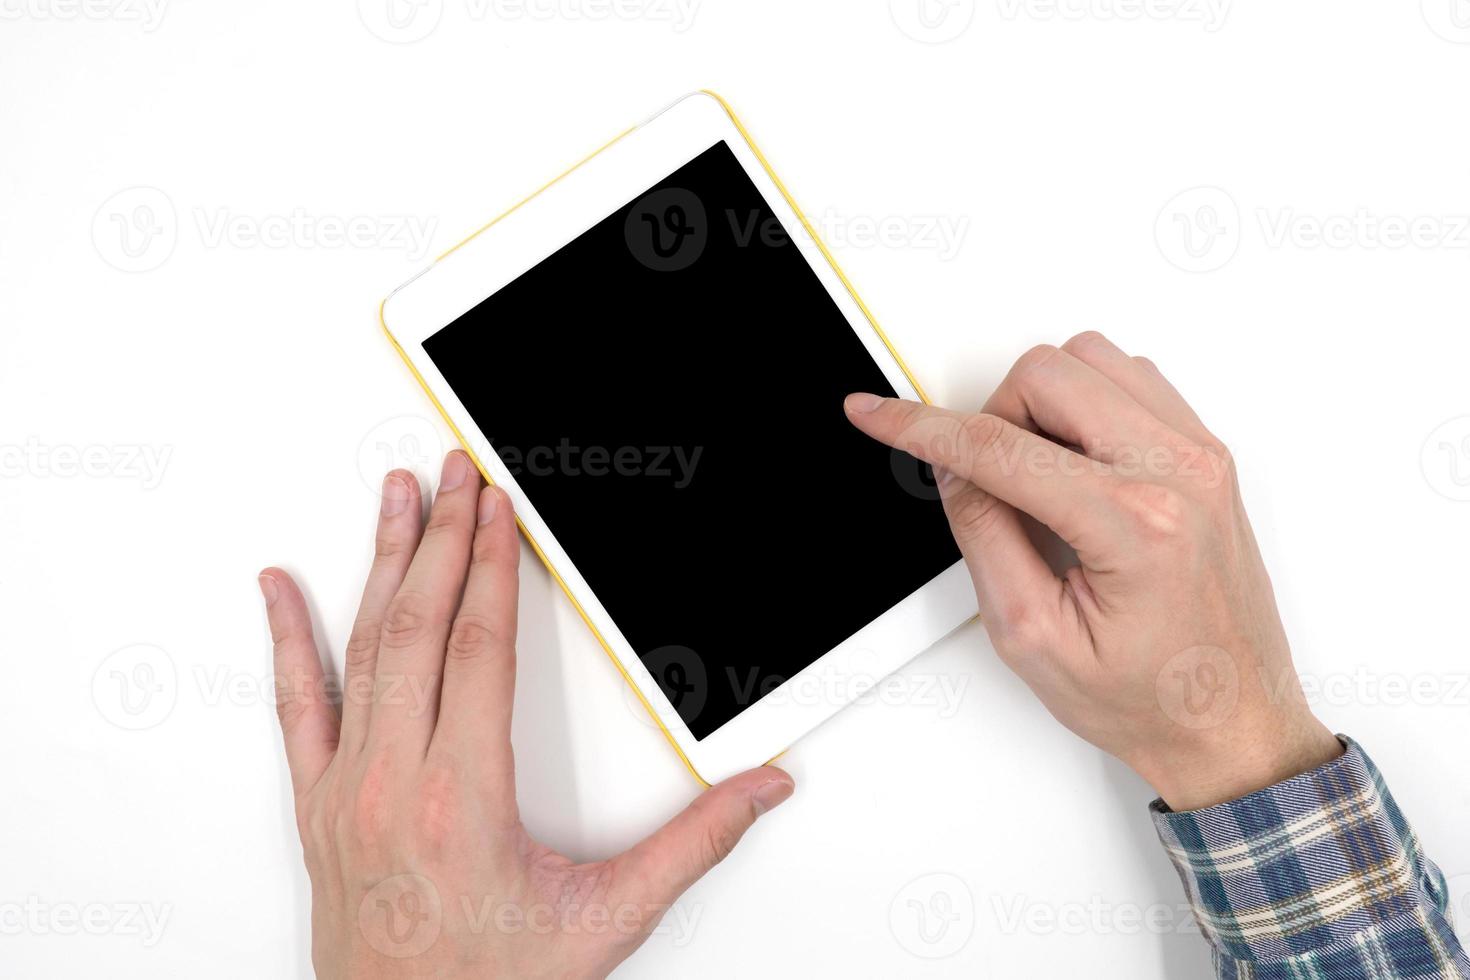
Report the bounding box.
[260,451,794,978]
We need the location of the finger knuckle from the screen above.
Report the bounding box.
[1061,330,1112,355]
[1133,355,1160,374]
[470,531,507,568]
[269,621,295,648]
[948,490,1007,544]
[891,398,934,438]
[274,684,313,734]
[992,600,1052,656]
[373,531,411,565]
[1112,481,1193,540]
[381,591,434,649]
[699,823,741,871]
[1015,343,1062,376]
[344,621,381,671]
[423,507,467,540]
[445,614,500,663]
[960,412,1009,461]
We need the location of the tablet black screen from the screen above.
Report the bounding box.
[422,139,959,740]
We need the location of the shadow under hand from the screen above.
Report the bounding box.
[508,546,584,856]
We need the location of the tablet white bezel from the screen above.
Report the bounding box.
[381,91,977,785]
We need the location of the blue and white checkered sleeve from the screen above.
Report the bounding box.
[1150,737,1468,979]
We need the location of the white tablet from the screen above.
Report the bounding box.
[380,91,977,785]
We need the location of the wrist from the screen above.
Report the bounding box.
[1132,713,1343,812]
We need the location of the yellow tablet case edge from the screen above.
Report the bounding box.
[380,90,932,789]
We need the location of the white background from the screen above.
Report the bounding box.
[3,1,1469,977]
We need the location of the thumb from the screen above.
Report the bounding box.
[610,766,794,907]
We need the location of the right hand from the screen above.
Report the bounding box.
[844,331,1340,811]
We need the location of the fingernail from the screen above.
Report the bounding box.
[257,573,278,607]
[477,486,499,525]
[381,474,410,516]
[844,392,885,414]
[935,466,958,489]
[752,778,793,815]
[440,452,469,492]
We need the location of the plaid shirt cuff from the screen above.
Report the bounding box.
[1150,736,1467,979]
